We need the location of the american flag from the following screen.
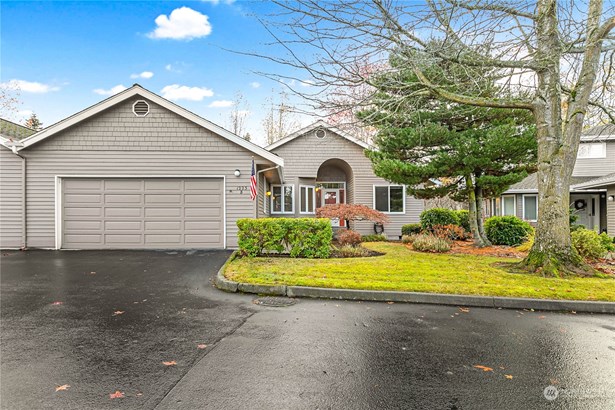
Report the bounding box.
[250,159,257,200]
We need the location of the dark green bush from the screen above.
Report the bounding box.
[420,208,461,231]
[571,229,607,259]
[599,232,615,252]
[361,234,388,242]
[484,216,533,246]
[401,223,422,235]
[237,218,332,258]
[455,210,471,232]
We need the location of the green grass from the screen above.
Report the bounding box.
[225,242,615,302]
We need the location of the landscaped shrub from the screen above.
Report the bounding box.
[455,210,471,232]
[484,216,533,246]
[401,234,420,244]
[335,244,373,258]
[599,232,615,252]
[420,208,461,232]
[401,223,422,235]
[361,234,388,242]
[337,229,362,247]
[237,218,332,258]
[411,234,451,253]
[432,224,466,241]
[571,229,608,260]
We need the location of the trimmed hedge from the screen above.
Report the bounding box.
[361,234,388,242]
[401,223,422,236]
[237,218,332,258]
[484,216,533,246]
[455,210,470,233]
[420,208,461,231]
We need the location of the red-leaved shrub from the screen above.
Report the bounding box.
[337,229,362,247]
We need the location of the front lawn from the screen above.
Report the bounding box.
[225,242,615,301]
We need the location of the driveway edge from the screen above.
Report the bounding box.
[214,254,615,314]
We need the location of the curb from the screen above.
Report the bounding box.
[214,255,615,314]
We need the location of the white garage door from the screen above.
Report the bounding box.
[62,178,224,249]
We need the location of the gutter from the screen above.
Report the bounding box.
[11,145,27,250]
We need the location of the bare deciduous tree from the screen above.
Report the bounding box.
[254,0,614,276]
[262,89,301,145]
[227,91,250,139]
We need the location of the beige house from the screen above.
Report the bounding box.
[491,124,615,236]
[0,85,422,250]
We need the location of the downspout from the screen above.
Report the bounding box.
[255,165,280,219]
[11,145,27,250]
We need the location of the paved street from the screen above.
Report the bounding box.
[1,250,614,409]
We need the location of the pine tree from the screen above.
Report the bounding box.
[24,113,43,131]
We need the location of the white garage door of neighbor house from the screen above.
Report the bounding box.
[62,178,224,249]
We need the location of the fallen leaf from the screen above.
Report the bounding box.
[51,301,63,306]
[197,344,207,349]
[109,391,125,399]
[505,375,513,380]
[162,361,177,366]
[89,271,96,275]
[112,311,124,316]
[538,315,546,319]
[499,366,505,370]
[136,392,143,397]
[459,307,470,313]
[386,301,394,304]
[55,384,70,392]
[473,365,493,372]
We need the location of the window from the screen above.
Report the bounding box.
[577,142,606,159]
[502,195,516,216]
[300,186,315,214]
[523,195,538,221]
[271,185,294,214]
[374,186,405,213]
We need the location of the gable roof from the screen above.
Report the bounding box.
[505,174,598,193]
[581,124,615,141]
[266,120,371,151]
[15,84,284,166]
[571,172,615,190]
[0,118,36,140]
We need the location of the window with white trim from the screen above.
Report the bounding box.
[577,142,606,159]
[501,195,516,216]
[271,185,294,214]
[523,195,538,221]
[374,185,405,213]
[300,185,316,214]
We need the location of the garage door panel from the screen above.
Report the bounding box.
[105,207,143,218]
[145,208,182,217]
[62,178,223,249]
[65,207,103,217]
[105,194,142,204]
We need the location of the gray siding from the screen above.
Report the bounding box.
[608,186,615,237]
[573,141,615,177]
[19,96,274,249]
[270,129,424,238]
[0,146,23,248]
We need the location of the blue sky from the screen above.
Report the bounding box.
[1,1,315,146]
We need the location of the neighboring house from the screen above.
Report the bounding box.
[0,118,37,141]
[491,124,615,236]
[0,85,422,250]
[265,121,423,236]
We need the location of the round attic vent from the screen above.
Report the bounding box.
[132,100,150,117]
[315,128,327,139]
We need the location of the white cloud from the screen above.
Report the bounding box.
[93,85,127,96]
[250,82,261,89]
[130,71,154,79]
[299,80,315,87]
[147,7,212,40]
[1,79,60,93]
[208,100,233,108]
[161,84,214,101]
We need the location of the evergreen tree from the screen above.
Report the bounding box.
[363,56,537,246]
[24,113,43,131]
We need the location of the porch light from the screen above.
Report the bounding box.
[266,191,272,196]
[315,187,320,192]
[609,195,615,202]
[234,169,241,177]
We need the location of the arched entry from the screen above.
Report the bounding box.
[316,159,353,227]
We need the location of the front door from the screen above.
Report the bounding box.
[571,194,600,231]
[322,189,345,227]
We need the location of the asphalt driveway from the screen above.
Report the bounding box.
[0,249,253,409]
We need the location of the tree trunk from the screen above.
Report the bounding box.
[466,176,489,247]
[475,187,491,246]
